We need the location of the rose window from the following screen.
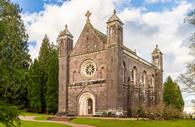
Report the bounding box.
[81,60,96,77]
[85,64,95,75]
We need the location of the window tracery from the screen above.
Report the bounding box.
[81,60,96,77]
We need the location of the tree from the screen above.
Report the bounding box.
[28,35,59,113]
[46,43,58,114]
[179,9,195,95]
[163,76,184,111]
[28,59,43,112]
[175,82,185,110]
[37,35,51,113]
[0,0,31,107]
[0,102,21,127]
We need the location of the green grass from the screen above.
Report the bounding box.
[21,111,53,117]
[21,121,70,127]
[72,118,195,127]
[0,121,70,127]
[34,116,49,120]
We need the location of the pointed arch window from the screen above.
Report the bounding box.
[132,66,137,85]
[123,62,126,83]
[142,71,147,85]
[151,75,155,88]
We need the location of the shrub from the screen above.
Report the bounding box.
[163,105,183,120]
[144,104,183,120]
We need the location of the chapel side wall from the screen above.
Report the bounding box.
[67,50,108,115]
[120,51,158,113]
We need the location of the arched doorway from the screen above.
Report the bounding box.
[87,98,93,114]
[79,92,95,115]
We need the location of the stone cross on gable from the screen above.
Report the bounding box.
[85,10,91,23]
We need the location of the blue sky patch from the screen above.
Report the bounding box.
[11,0,193,13]
[11,0,64,13]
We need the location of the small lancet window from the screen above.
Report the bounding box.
[132,66,137,85]
[151,75,155,88]
[142,71,147,85]
[123,62,126,83]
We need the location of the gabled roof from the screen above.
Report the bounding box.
[71,22,107,56]
[84,22,107,43]
[93,27,107,43]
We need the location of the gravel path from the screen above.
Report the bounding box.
[19,116,95,127]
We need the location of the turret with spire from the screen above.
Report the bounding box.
[57,24,73,57]
[152,44,163,70]
[152,44,163,104]
[57,24,73,116]
[58,24,73,38]
[107,10,123,47]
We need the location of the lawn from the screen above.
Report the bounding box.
[21,121,70,127]
[72,118,195,127]
[21,111,53,117]
[34,116,49,120]
[1,113,195,127]
[0,121,70,127]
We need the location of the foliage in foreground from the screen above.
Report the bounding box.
[0,0,31,108]
[0,0,59,115]
[0,102,20,127]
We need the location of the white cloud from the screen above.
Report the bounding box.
[21,0,194,112]
[22,0,121,59]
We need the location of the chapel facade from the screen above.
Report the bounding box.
[57,10,163,116]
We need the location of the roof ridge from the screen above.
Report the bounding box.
[89,23,107,43]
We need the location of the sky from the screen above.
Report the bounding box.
[11,0,195,113]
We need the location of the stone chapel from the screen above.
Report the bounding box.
[57,10,163,116]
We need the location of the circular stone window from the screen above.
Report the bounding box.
[81,60,96,77]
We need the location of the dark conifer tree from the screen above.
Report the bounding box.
[163,76,184,111]
[46,43,58,114]
[28,59,42,112]
[0,0,31,107]
[37,35,51,113]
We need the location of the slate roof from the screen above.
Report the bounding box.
[93,27,107,43]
